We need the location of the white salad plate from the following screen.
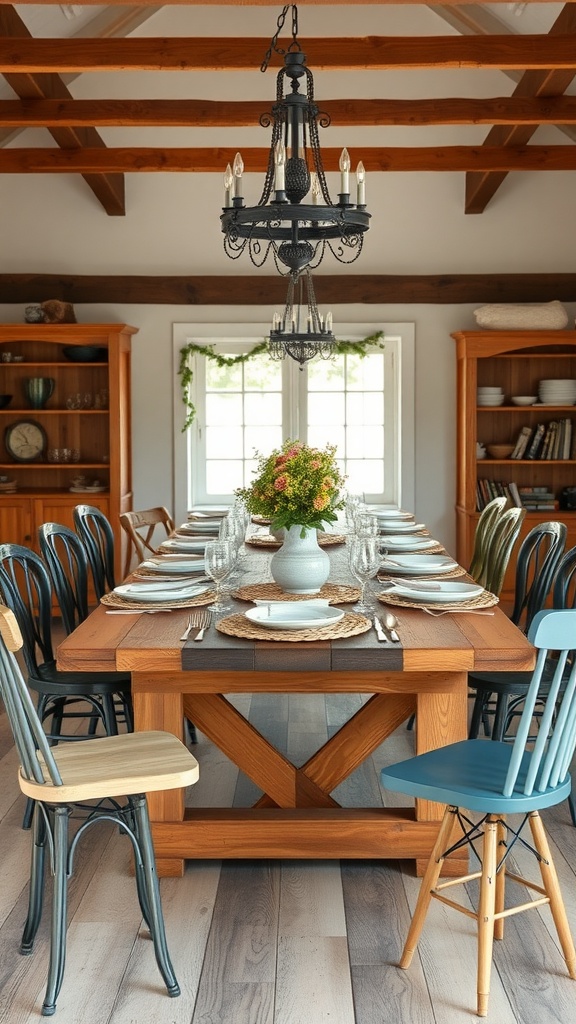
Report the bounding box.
[369,507,414,521]
[381,554,458,575]
[177,521,220,534]
[390,581,483,604]
[160,539,208,553]
[245,603,345,631]
[113,582,209,604]
[383,536,440,551]
[379,521,425,534]
[141,558,205,574]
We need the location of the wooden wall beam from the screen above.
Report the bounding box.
[3,145,576,173]
[4,95,576,128]
[2,274,576,306]
[2,35,576,73]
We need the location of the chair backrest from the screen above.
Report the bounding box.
[73,503,116,598]
[552,543,576,610]
[38,522,90,634]
[0,543,55,677]
[119,506,175,577]
[510,520,567,632]
[468,496,508,583]
[504,608,576,798]
[0,605,63,788]
[477,505,525,596]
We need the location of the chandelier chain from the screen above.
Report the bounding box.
[260,5,300,73]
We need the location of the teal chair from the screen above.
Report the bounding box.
[381,608,576,1017]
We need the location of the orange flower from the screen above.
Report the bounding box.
[274,475,288,492]
[313,492,329,511]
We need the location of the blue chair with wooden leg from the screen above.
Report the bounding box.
[381,607,576,1018]
[0,603,199,1017]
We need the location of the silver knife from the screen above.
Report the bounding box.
[373,616,388,642]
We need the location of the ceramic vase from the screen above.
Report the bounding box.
[270,524,330,595]
[24,377,55,409]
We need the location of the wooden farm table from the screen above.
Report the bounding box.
[57,541,535,877]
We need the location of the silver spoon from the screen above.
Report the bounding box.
[383,611,401,643]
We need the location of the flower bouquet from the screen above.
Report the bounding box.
[236,440,346,535]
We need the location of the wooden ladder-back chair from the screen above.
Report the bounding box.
[468,520,567,742]
[468,496,508,584]
[72,503,116,599]
[381,607,576,1017]
[119,506,175,577]
[0,604,199,1017]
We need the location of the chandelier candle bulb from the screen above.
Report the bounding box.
[339,148,351,197]
[274,141,286,193]
[310,172,320,205]
[233,152,244,198]
[356,162,366,206]
[223,163,233,207]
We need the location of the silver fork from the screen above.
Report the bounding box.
[191,607,212,642]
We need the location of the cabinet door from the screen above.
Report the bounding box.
[0,498,33,547]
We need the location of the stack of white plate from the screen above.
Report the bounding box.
[538,379,576,405]
[477,386,505,407]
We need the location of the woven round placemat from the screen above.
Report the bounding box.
[251,515,271,525]
[378,566,465,582]
[100,589,216,611]
[232,581,361,604]
[216,610,371,642]
[378,590,499,612]
[245,532,346,548]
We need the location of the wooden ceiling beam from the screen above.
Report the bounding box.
[5,95,576,128]
[3,145,576,174]
[2,273,576,307]
[465,3,576,213]
[0,1,568,6]
[2,35,576,73]
[0,6,124,215]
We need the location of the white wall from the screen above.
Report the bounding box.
[2,5,576,551]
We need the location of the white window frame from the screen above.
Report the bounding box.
[172,321,415,523]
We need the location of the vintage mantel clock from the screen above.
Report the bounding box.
[4,420,48,462]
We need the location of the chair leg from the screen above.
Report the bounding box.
[42,805,71,1016]
[568,791,576,827]
[21,804,47,954]
[477,817,498,1017]
[131,795,180,997]
[493,817,506,942]
[468,692,486,739]
[399,806,459,969]
[491,694,509,743]
[529,812,576,980]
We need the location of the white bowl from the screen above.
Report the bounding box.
[478,396,505,406]
[511,396,537,406]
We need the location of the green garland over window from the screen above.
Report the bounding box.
[178,331,384,431]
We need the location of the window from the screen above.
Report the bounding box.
[173,322,414,522]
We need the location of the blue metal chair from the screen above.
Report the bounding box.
[72,503,116,599]
[0,603,199,1017]
[381,608,576,1017]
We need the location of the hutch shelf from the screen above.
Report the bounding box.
[0,323,136,583]
[453,329,576,608]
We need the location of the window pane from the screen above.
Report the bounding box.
[244,425,283,458]
[206,425,243,458]
[244,392,282,425]
[307,392,346,424]
[308,424,346,452]
[206,362,243,390]
[347,425,384,458]
[347,392,383,426]
[206,459,244,493]
[307,359,345,390]
[244,356,282,391]
[346,354,384,391]
[347,459,384,494]
[206,393,243,423]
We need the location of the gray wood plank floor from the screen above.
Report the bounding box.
[1,691,576,1023]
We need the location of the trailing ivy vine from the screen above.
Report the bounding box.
[178,330,384,431]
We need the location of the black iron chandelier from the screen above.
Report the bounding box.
[220,4,371,364]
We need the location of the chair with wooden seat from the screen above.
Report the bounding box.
[381,607,576,1017]
[73,503,116,599]
[468,496,508,584]
[468,520,567,741]
[119,506,175,577]
[0,603,199,1017]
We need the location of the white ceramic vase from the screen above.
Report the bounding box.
[270,524,330,595]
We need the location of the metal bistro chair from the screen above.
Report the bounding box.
[0,603,199,1017]
[73,503,116,599]
[473,505,525,597]
[468,520,567,742]
[381,607,576,1017]
[119,506,175,578]
[468,496,508,585]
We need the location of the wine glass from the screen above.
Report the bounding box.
[354,512,379,537]
[204,539,235,613]
[349,536,380,613]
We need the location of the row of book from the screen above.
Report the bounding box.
[477,479,558,511]
[510,418,573,460]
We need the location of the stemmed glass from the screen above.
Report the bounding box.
[349,536,381,613]
[204,539,235,613]
[219,512,245,585]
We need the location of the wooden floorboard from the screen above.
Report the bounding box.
[1,696,576,1022]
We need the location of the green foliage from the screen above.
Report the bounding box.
[178,331,384,431]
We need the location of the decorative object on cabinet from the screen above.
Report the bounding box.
[0,323,136,585]
[24,304,43,324]
[453,329,576,609]
[23,377,55,410]
[4,420,47,462]
[473,300,568,330]
[40,298,76,323]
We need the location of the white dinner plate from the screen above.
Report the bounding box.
[245,603,345,631]
[113,582,209,604]
[188,506,229,518]
[390,581,483,604]
[140,558,206,574]
[369,507,414,521]
[383,536,440,551]
[178,521,220,533]
[379,522,426,534]
[381,554,458,575]
[160,539,208,553]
